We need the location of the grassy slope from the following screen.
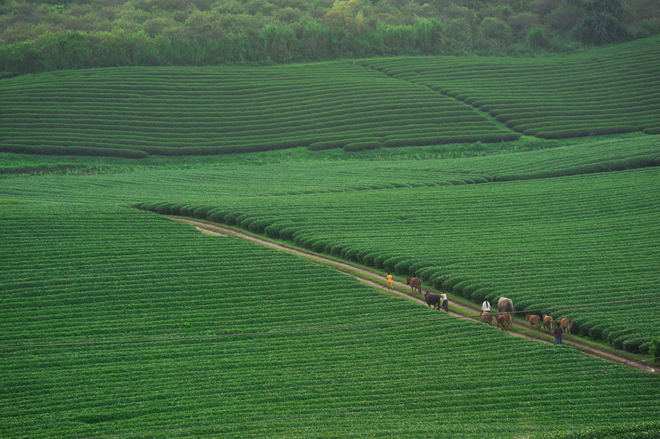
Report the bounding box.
[1,203,659,438]
[1,135,659,355]
[1,37,659,159]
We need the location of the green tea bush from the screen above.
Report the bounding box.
[393,259,413,275]
[649,336,660,363]
[192,206,215,219]
[343,248,360,262]
[248,218,277,234]
[362,253,378,267]
[311,240,328,253]
[278,227,297,241]
[207,209,231,223]
[623,337,648,354]
[588,324,607,340]
[373,254,392,269]
[223,212,243,225]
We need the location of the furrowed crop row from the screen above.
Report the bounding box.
[0,62,511,156]
[363,37,660,141]
[132,164,660,354]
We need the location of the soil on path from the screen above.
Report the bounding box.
[172,217,657,375]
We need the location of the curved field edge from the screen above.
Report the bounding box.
[1,203,659,438]
[362,36,660,141]
[172,216,658,373]
[134,163,660,354]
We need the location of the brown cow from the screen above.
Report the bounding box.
[542,314,553,332]
[558,318,572,335]
[496,312,511,330]
[525,314,541,330]
[406,277,422,294]
[480,312,493,326]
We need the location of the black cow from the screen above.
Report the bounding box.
[423,290,440,310]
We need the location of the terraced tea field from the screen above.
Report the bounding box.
[364,36,660,139]
[0,63,515,158]
[2,36,659,159]
[1,203,659,438]
[3,136,659,356]
[139,165,660,355]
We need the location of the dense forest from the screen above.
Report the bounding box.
[1,0,659,72]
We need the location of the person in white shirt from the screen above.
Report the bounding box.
[440,291,448,312]
[481,298,491,313]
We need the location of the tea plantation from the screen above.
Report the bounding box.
[1,203,659,438]
[2,36,660,437]
[363,36,660,140]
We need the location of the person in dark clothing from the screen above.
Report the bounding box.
[554,322,564,345]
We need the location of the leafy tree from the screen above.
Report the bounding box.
[324,0,365,36]
[568,0,628,44]
[480,17,514,43]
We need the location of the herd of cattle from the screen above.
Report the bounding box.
[404,277,573,335]
[480,299,573,335]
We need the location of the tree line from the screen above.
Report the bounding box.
[1,0,658,73]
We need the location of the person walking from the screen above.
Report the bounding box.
[554,321,564,345]
[481,298,491,313]
[440,290,449,312]
[386,272,393,291]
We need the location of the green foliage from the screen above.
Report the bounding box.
[0,0,656,73]
[480,17,515,44]
[650,336,660,363]
[567,0,627,45]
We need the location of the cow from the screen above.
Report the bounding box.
[480,312,493,326]
[496,312,511,330]
[525,314,541,330]
[423,290,440,310]
[406,277,422,294]
[497,297,514,313]
[542,314,553,332]
[558,318,572,335]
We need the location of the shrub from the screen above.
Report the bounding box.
[208,209,231,223]
[265,221,294,239]
[278,227,297,241]
[623,337,648,354]
[192,206,215,219]
[373,254,390,269]
[329,244,344,256]
[393,259,412,275]
[154,203,174,215]
[650,336,660,363]
[480,17,514,44]
[343,248,360,262]
[417,266,439,282]
[223,212,243,225]
[312,240,328,253]
[362,253,378,266]
[588,324,607,340]
[383,256,405,272]
[248,218,277,234]
[179,205,198,216]
[356,250,373,264]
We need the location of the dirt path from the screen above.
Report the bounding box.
[172,217,657,375]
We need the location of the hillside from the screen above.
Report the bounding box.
[2,183,659,437]
[1,36,659,158]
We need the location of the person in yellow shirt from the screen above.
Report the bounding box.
[386,272,393,291]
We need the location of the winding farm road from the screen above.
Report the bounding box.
[171,216,657,375]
